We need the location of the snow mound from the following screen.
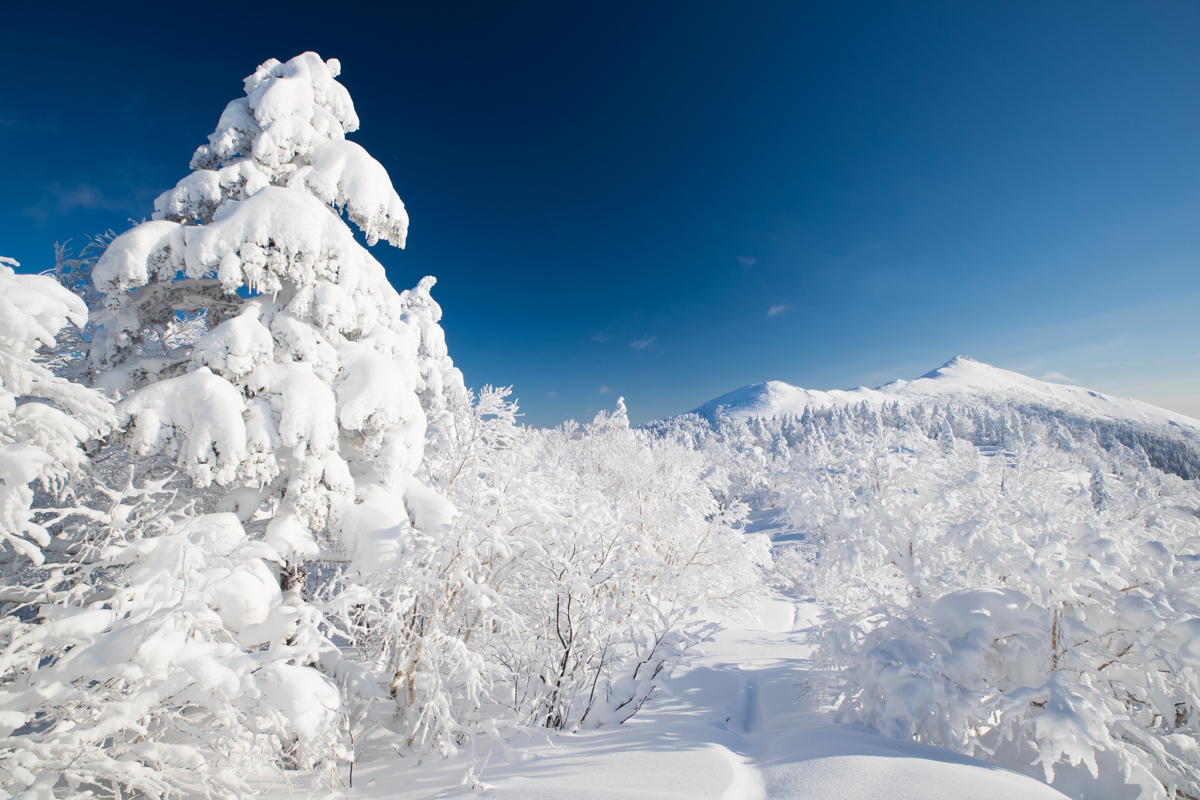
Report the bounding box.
[694,356,1200,434]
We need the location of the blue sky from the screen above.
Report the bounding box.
[3,1,1198,425]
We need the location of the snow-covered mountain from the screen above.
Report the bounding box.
[694,356,1200,433]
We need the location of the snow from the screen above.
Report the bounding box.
[90,218,181,294]
[187,186,374,293]
[118,366,249,487]
[14,48,1200,800]
[191,303,275,379]
[336,481,412,571]
[0,264,113,564]
[326,595,1069,800]
[161,50,406,248]
[694,356,1200,434]
[290,139,409,247]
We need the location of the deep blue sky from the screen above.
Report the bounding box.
[3,1,1198,424]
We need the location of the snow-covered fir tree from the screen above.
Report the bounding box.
[89,51,463,570]
[2,51,466,798]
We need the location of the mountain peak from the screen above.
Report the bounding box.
[690,358,1200,434]
[921,354,976,377]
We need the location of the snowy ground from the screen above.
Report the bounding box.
[321,593,1068,800]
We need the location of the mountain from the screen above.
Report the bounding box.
[693,356,1199,432]
[686,357,1200,479]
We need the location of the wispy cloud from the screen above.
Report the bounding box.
[630,336,656,350]
[591,332,612,343]
[767,303,794,317]
[599,385,612,394]
[1039,371,1078,384]
[547,390,557,399]
[737,255,756,267]
[23,182,123,222]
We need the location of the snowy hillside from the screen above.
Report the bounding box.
[691,356,1200,479]
[695,356,1200,433]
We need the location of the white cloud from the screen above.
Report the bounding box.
[599,385,611,394]
[591,332,612,342]
[767,303,794,317]
[23,182,123,222]
[737,255,756,267]
[630,336,656,350]
[1039,371,1078,384]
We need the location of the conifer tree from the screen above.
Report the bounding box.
[89,52,466,569]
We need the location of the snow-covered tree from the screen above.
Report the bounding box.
[2,51,467,798]
[88,51,465,569]
[0,256,114,568]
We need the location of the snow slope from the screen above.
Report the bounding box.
[693,356,1200,435]
[323,596,1069,800]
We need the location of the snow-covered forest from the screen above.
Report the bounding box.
[2,52,1199,800]
[654,394,1200,799]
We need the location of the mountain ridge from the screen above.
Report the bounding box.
[692,356,1200,433]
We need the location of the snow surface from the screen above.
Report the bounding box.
[298,595,1068,800]
[693,356,1200,434]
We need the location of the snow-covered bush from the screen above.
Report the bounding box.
[812,431,1200,800]
[678,404,1200,799]
[510,399,769,731]
[0,256,114,568]
[0,511,346,800]
[324,392,770,755]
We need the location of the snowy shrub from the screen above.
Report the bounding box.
[512,399,769,730]
[0,512,347,800]
[679,404,1200,799]
[324,392,770,755]
[0,256,114,568]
